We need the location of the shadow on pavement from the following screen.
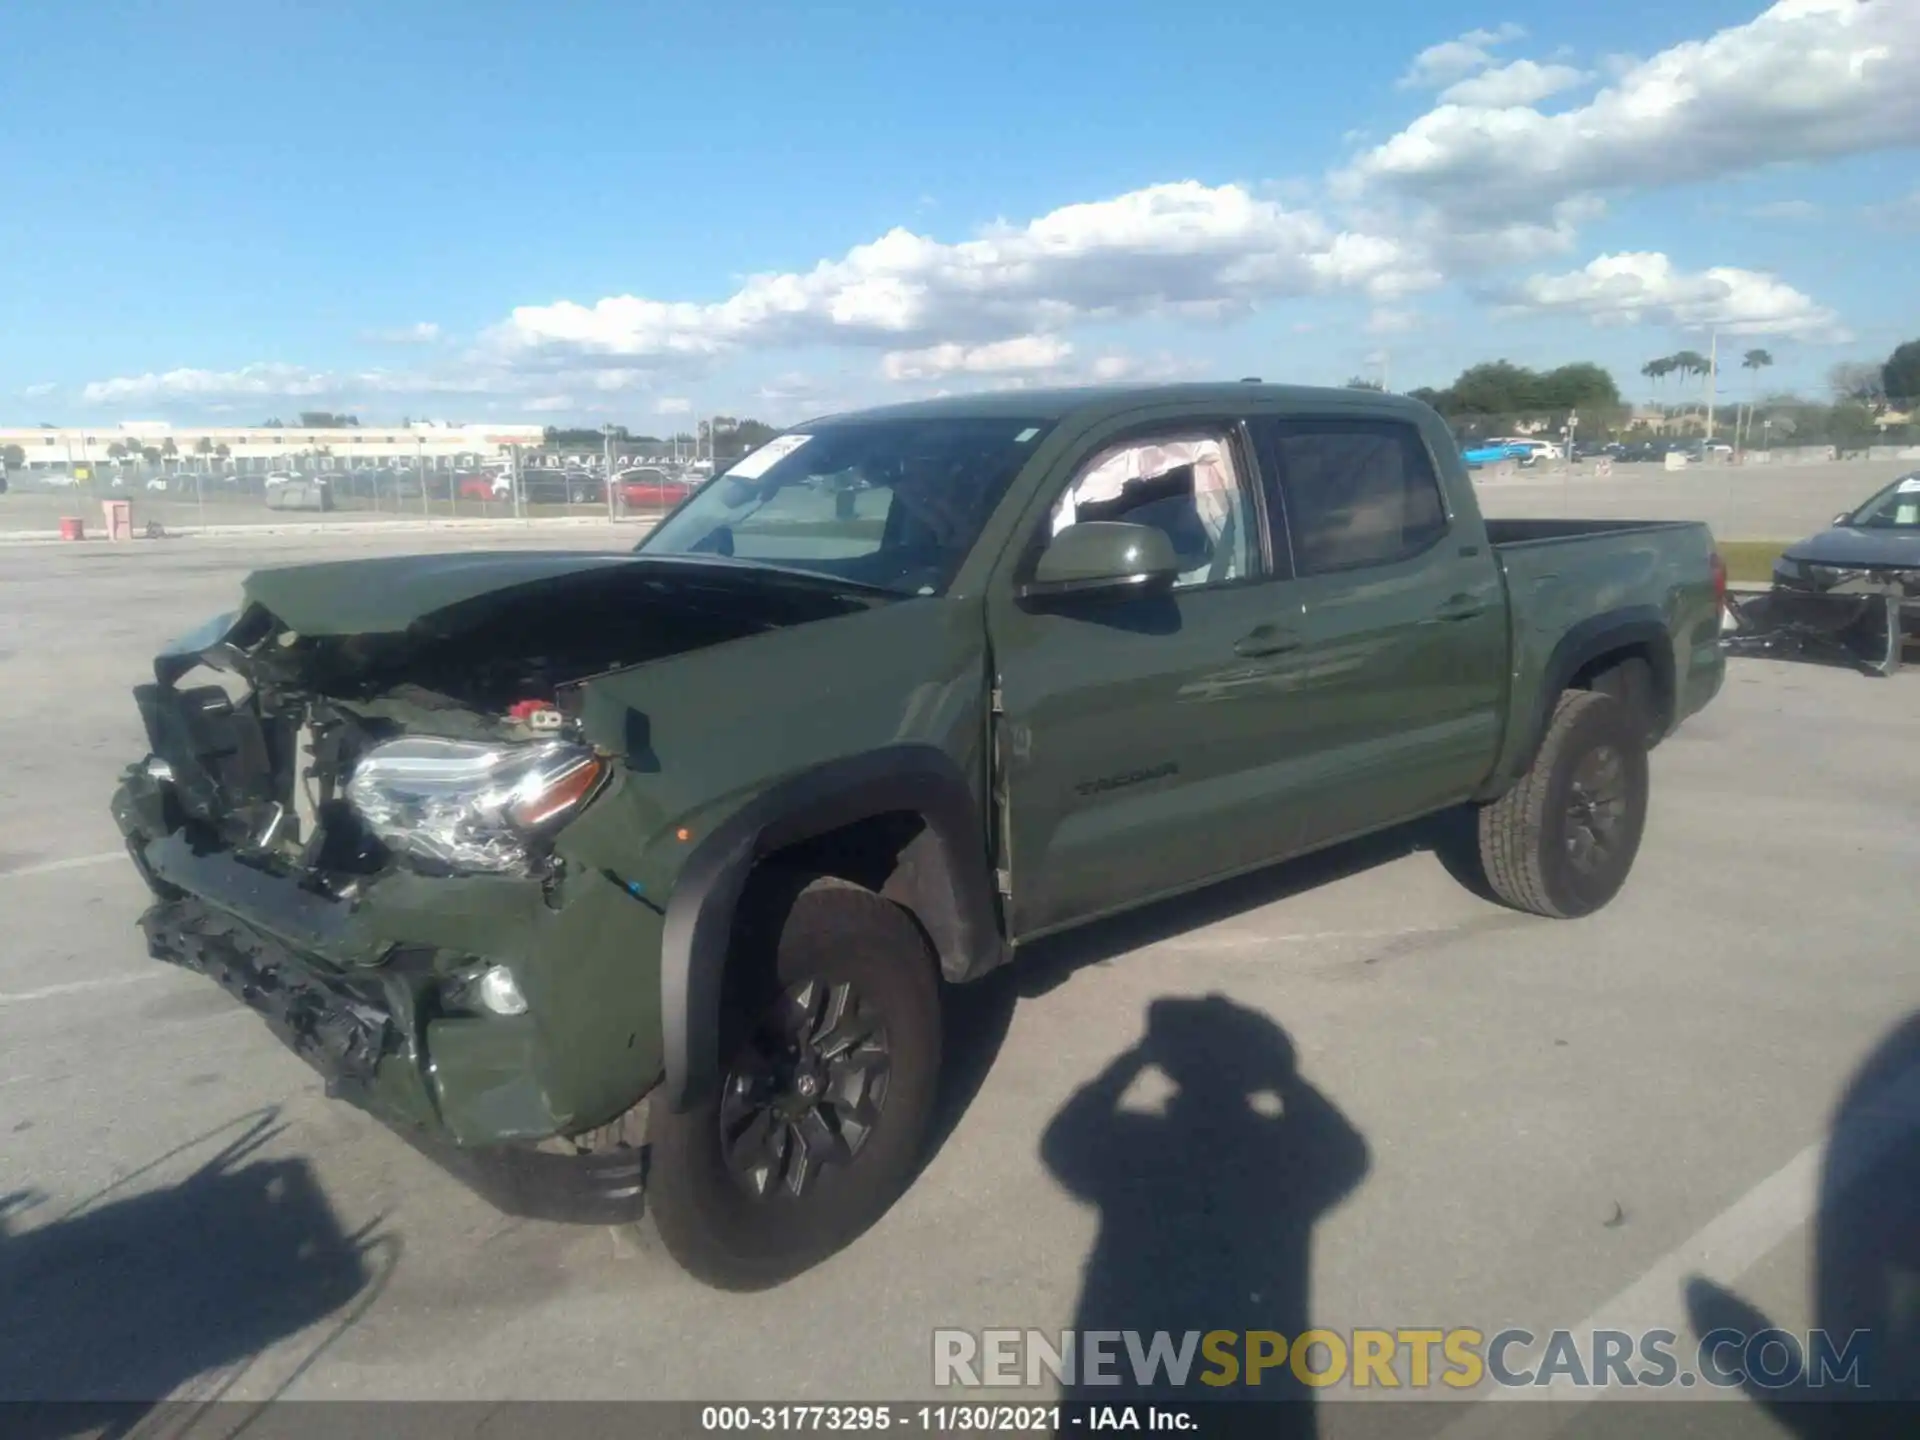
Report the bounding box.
[924,822,1444,1170]
[1041,994,1370,1434]
[0,1109,397,1440]
[1686,1011,1920,1438]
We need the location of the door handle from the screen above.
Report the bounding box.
[1432,594,1489,622]
[1233,625,1301,657]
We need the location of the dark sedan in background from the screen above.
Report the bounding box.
[1773,473,1920,630]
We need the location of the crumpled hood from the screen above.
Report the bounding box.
[1781,527,1920,570]
[240,550,641,636]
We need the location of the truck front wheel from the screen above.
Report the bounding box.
[1477,690,1650,919]
[648,875,942,1290]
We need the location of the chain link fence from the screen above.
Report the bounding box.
[0,458,697,535]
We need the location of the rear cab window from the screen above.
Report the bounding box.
[1256,417,1449,575]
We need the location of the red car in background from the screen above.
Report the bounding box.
[617,469,694,509]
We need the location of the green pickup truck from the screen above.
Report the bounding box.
[111,384,1725,1288]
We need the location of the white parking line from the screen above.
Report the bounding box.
[0,851,125,882]
[0,973,167,1007]
[1437,1055,1920,1433]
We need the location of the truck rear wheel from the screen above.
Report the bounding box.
[647,875,941,1290]
[1477,691,1649,919]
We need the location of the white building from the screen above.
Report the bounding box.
[0,422,548,474]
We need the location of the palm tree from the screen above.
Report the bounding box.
[1667,350,1709,430]
[1737,348,1774,451]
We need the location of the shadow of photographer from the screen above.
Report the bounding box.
[0,1109,397,1440]
[1040,994,1369,1433]
[1686,1012,1920,1438]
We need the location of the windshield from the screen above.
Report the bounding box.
[636,417,1055,594]
[1845,475,1920,530]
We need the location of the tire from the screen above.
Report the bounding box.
[647,874,942,1290]
[1477,690,1650,919]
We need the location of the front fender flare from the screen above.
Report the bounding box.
[658,744,1004,1112]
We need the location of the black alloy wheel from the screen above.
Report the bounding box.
[1563,743,1629,878]
[718,976,891,1200]
[647,874,941,1290]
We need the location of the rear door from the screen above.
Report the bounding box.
[1248,413,1507,849]
[987,418,1311,938]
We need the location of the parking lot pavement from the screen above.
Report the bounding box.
[2,532,1916,1424]
[1474,457,1915,541]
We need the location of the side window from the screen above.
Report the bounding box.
[1047,432,1257,589]
[1266,419,1448,575]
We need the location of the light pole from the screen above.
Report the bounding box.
[1704,328,1719,442]
[418,435,430,519]
[603,423,616,520]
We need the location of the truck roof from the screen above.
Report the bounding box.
[798,382,1438,429]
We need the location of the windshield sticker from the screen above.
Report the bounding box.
[1014,427,1040,443]
[1898,476,1920,493]
[724,434,811,480]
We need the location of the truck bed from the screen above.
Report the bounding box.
[1484,517,1704,547]
[1482,514,1722,789]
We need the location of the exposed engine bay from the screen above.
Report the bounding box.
[127,560,884,895]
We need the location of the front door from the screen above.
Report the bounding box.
[987,422,1309,939]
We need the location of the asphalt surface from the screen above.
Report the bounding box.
[1472,456,1915,541]
[1,528,1916,1436]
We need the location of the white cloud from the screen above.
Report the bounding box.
[1438,59,1589,108]
[78,361,596,407]
[1365,307,1421,336]
[1398,24,1527,90]
[654,396,693,414]
[493,181,1430,369]
[1352,0,1919,221]
[362,322,441,344]
[880,334,1074,382]
[21,382,57,398]
[83,363,344,404]
[1498,251,1849,340]
[522,394,575,414]
[1746,199,1822,220]
[1863,188,1920,230]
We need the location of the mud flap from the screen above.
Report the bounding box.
[1722,587,1902,677]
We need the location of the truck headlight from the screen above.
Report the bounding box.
[346,737,606,874]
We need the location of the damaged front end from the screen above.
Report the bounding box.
[1722,583,1905,677]
[111,555,867,1221]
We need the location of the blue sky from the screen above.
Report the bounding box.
[2,0,1915,425]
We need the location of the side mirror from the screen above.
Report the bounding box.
[1832,512,1851,527]
[1021,521,1181,600]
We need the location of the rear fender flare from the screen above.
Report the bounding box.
[658,744,1004,1112]
[1496,608,1674,794]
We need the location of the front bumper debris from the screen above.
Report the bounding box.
[141,895,400,1097]
[115,766,662,1225]
[1722,586,1904,677]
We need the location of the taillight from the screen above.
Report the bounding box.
[1709,551,1728,610]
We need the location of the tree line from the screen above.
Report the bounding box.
[538,417,780,459]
